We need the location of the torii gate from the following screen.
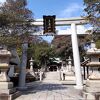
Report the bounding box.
[19,17,88,89]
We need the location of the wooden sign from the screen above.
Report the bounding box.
[43,15,56,35]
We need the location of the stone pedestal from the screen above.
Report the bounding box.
[83,80,100,100]
[0,82,18,99]
[61,71,76,85]
[62,57,76,83]
[64,72,76,81]
[61,68,76,85]
[83,67,100,100]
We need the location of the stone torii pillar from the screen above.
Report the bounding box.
[71,23,83,89]
[18,43,28,90]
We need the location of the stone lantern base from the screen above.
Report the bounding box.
[64,71,75,81]
[0,81,21,100]
[0,69,21,100]
[83,80,100,100]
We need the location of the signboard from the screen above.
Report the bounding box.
[43,15,56,35]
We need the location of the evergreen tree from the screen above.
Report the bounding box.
[84,0,100,48]
[84,0,100,30]
[0,0,35,88]
[0,0,34,46]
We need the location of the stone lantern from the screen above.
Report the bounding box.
[29,57,35,76]
[29,57,34,71]
[0,49,21,99]
[0,49,12,99]
[83,41,100,100]
[0,49,11,82]
[67,56,73,72]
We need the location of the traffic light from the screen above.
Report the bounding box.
[43,15,56,35]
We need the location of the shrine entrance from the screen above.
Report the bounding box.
[49,65,58,71]
[19,17,89,90]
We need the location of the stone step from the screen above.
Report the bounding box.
[44,72,60,80]
[0,91,21,100]
[0,88,16,94]
[11,91,21,100]
[61,80,76,85]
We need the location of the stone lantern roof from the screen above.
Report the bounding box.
[87,40,100,56]
[86,62,100,67]
[0,49,11,56]
[85,40,100,67]
[87,49,100,56]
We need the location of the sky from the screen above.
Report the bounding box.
[27,0,84,19]
[0,0,86,43]
[27,0,85,43]
[0,0,85,18]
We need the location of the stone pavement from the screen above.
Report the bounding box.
[15,72,85,100]
[15,82,85,100]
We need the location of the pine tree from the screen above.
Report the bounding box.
[0,0,35,88]
[0,0,34,46]
[84,0,100,48]
[84,0,100,30]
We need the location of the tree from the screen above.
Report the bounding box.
[0,0,34,45]
[84,0,100,30]
[52,35,72,60]
[84,0,100,48]
[52,35,90,62]
[0,0,36,88]
[27,38,55,70]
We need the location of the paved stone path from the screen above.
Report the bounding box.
[15,72,85,100]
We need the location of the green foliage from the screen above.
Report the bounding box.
[84,0,100,29]
[84,0,100,49]
[0,0,34,47]
[52,35,89,61]
[27,38,55,68]
[52,35,72,60]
